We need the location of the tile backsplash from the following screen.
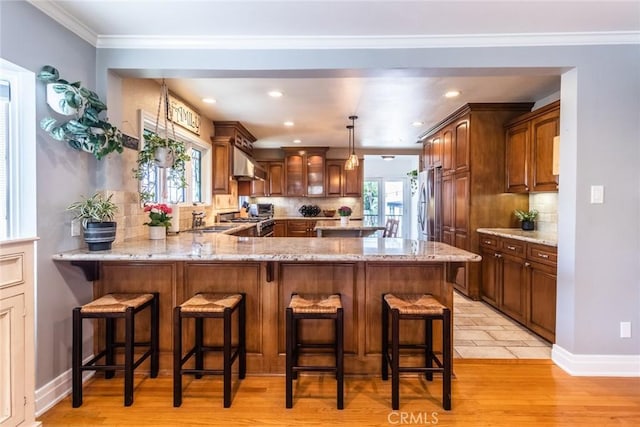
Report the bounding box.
[529,192,558,233]
[251,196,363,218]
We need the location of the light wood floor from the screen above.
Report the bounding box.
[38,360,640,426]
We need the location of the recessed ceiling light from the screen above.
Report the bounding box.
[284,121,294,127]
[202,98,217,104]
[268,90,283,98]
[444,90,461,98]
[412,121,424,127]
[293,139,302,144]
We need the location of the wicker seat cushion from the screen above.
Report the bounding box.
[384,294,446,315]
[81,293,154,314]
[289,294,342,314]
[179,293,243,313]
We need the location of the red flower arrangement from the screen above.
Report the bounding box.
[143,203,173,227]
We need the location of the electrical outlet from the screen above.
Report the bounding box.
[620,322,631,338]
[71,219,81,237]
[590,185,604,204]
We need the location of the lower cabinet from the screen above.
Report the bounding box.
[273,220,286,237]
[286,219,317,237]
[479,232,557,342]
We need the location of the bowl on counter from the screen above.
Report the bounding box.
[322,209,336,217]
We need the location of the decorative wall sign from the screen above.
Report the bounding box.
[168,95,201,135]
[122,134,139,150]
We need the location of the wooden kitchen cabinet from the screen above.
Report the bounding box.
[326,159,363,197]
[286,219,317,237]
[283,147,328,197]
[505,101,560,193]
[210,137,231,194]
[420,103,532,299]
[273,220,286,237]
[479,232,557,342]
[252,161,284,196]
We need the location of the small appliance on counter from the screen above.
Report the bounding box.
[257,203,274,218]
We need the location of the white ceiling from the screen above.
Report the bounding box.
[29,0,640,150]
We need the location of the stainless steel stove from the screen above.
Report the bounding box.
[220,213,274,236]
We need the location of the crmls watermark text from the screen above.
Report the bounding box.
[388,411,439,425]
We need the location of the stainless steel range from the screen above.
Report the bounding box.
[219,212,274,237]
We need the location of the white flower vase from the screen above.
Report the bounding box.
[340,216,350,226]
[148,225,166,240]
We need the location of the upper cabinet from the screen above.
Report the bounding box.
[283,147,328,197]
[505,101,560,193]
[326,159,363,197]
[212,121,258,195]
[252,161,284,197]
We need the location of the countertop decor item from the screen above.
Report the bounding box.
[337,206,352,217]
[298,205,321,217]
[67,192,118,251]
[144,203,173,228]
[514,209,538,231]
[37,65,124,160]
[322,209,336,217]
[132,80,190,203]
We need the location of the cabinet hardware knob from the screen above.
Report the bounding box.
[507,245,516,250]
[525,262,531,267]
[484,240,491,244]
[538,253,549,259]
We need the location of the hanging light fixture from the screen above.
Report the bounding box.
[345,115,359,170]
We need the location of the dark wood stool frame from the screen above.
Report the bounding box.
[173,293,246,408]
[72,292,160,407]
[381,293,452,410]
[285,293,344,410]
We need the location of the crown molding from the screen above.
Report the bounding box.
[96,31,640,50]
[27,0,98,46]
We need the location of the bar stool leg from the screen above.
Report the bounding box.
[285,307,293,409]
[443,309,452,410]
[173,307,183,407]
[223,307,232,408]
[239,295,246,379]
[391,308,400,411]
[150,293,159,378]
[124,308,134,407]
[105,317,115,379]
[72,308,82,408]
[336,308,344,410]
[381,296,389,381]
[195,317,204,379]
[425,318,433,381]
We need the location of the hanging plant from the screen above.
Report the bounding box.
[37,65,124,160]
[407,169,418,195]
[132,81,190,204]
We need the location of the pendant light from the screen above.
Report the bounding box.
[345,115,359,170]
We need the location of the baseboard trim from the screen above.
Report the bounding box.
[552,344,640,377]
[35,356,94,417]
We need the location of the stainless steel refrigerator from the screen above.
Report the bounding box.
[417,167,442,241]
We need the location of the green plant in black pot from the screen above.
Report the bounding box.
[514,209,538,231]
[67,192,118,251]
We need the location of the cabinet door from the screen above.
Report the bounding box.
[527,261,556,342]
[480,246,500,307]
[212,139,231,194]
[268,162,285,196]
[273,220,286,237]
[500,253,527,323]
[442,126,453,174]
[530,109,560,192]
[286,220,316,237]
[325,160,343,197]
[505,122,530,192]
[285,154,305,196]
[442,174,454,235]
[454,118,469,172]
[251,162,268,196]
[454,173,469,235]
[0,293,26,426]
[343,161,363,196]
[306,153,325,196]
[431,134,442,167]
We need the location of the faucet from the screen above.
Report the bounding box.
[192,211,206,229]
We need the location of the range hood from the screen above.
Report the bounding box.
[233,146,267,181]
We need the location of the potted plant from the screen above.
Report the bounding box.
[514,209,538,231]
[133,133,190,203]
[67,192,118,251]
[337,206,352,226]
[143,203,173,240]
[407,169,418,195]
[37,65,124,160]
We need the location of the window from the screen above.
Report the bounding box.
[0,60,36,240]
[138,110,210,205]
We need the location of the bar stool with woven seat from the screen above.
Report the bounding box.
[286,293,344,409]
[381,293,452,410]
[173,293,246,408]
[72,292,159,407]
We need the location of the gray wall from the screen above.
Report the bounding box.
[1,1,97,388]
[2,1,639,393]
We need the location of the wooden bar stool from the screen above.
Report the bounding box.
[286,293,344,409]
[173,293,246,408]
[72,292,159,407]
[381,293,452,410]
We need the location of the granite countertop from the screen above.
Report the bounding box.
[476,228,557,247]
[52,233,481,263]
[274,216,363,221]
[314,220,385,231]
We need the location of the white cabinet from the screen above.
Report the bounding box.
[0,239,38,427]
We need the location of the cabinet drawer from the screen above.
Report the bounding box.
[500,238,525,257]
[479,234,499,249]
[527,243,557,267]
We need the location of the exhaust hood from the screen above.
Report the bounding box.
[233,146,267,181]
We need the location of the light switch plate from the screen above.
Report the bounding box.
[590,185,604,204]
[71,219,81,237]
[620,321,631,338]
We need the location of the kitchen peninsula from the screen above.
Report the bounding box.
[314,220,385,237]
[53,234,480,374]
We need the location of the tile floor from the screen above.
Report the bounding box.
[453,291,552,359]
